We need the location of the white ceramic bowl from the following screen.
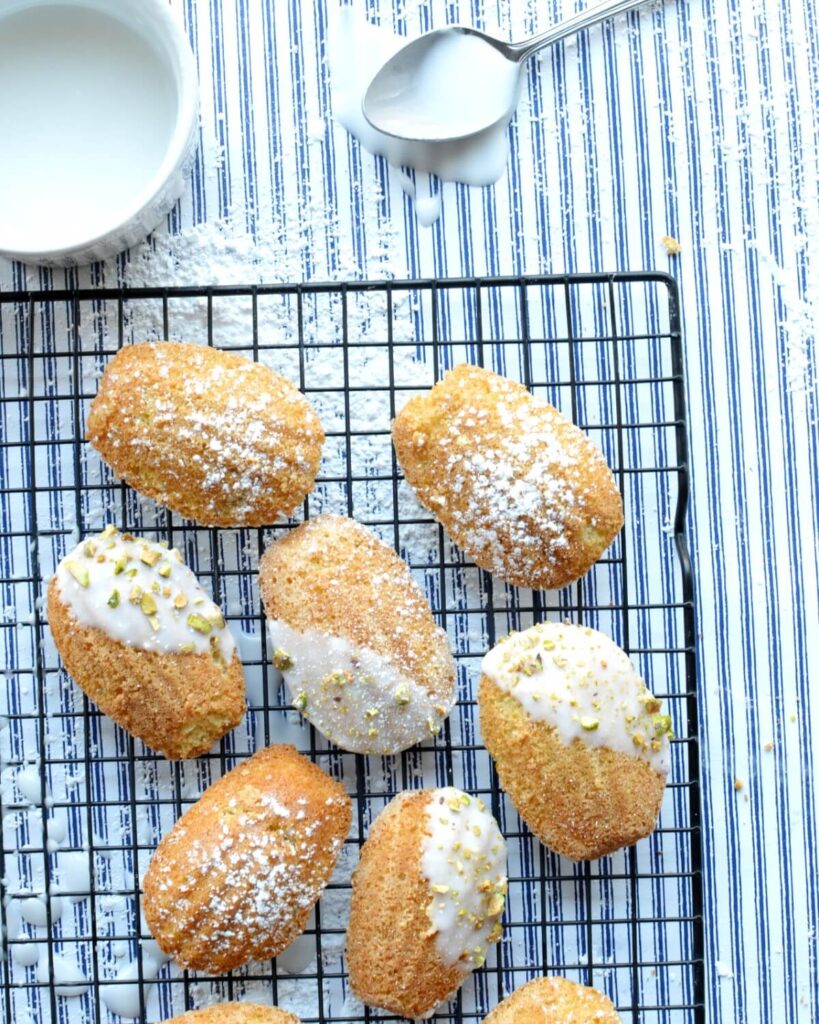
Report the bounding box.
[0,0,199,266]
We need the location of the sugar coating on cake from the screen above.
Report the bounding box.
[392,364,624,589]
[268,621,451,755]
[148,792,346,963]
[55,526,235,661]
[87,342,323,526]
[420,787,507,971]
[481,622,672,772]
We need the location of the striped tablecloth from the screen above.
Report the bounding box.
[1,1,816,1022]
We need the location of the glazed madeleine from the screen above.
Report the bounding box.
[87,341,323,526]
[48,526,245,759]
[392,363,624,590]
[479,621,672,861]
[482,976,621,1024]
[143,744,352,973]
[347,787,507,1019]
[259,514,456,755]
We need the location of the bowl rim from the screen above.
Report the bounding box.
[0,0,199,262]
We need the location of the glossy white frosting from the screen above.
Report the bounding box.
[481,621,671,773]
[55,527,235,662]
[420,786,507,973]
[267,620,451,755]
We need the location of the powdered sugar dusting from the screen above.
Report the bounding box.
[395,364,618,586]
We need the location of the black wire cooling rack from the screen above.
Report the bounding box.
[0,273,703,1024]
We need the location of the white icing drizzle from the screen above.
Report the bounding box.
[55,527,235,661]
[267,620,451,755]
[481,622,672,773]
[420,787,507,973]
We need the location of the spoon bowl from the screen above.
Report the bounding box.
[363,27,522,143]
[363,0,658,143]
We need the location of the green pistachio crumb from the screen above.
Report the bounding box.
[187,613,212,634]
[580,716,599,731]
[272,648,293,671]
[65,560,89,587]
[108,589,119,608]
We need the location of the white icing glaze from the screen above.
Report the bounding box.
[420,787,507,973]
[481,622,672,773]
[55,527,235,662]
[268,621,451,755]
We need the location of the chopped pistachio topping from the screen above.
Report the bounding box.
[179,642,196,654]
[140,593,158,616]
[187,613,212,634]
[173,592,188,609]
[394,684,412,705]
[272,648,294,670]
[108,590,119,608]
[158,563,172,578]
[128,585,143,604]
[139,548,162,567]
[294,691,308,712]
[65,560,90,587]
[580,716,599,731]
[205,608,226,630]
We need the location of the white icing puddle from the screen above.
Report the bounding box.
[19,894,63,928]
[329,6,518,224]
[37,951,89,998]
[100,942,171,1017]
[239,629,307,746]
[0,3,177,254]
[55,851,92,903]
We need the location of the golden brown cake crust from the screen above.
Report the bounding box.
[86,341,323,527]
[163,1004,301,1024]
[47,578,245,760]
[346,791,465,1019]
[479,676,666,861]
[258,514,454,705]
[142,744,352,973]
[482,976,621,1024]
[391,364,624,590]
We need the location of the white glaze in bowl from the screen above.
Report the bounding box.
[0,0,198,266]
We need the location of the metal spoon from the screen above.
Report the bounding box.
[363,0,658,142]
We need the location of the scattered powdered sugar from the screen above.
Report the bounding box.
[146,781,349,969]
[396,365,609,584]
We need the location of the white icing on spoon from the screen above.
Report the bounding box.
[481,622,673,773]
[55,527,235,661]
[329,6,516,225]
[267,621,451,755]
[420,787,507,972]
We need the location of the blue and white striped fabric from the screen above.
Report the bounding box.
[0,1,816,1023]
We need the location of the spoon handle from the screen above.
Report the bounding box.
[507,0,658,63]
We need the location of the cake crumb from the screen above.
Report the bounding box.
[734,778,743,791]
[661,234,682,255]
[763,741,774,752]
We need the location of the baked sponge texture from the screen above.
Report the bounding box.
[482,976,621,1024]
[392,363,623,590]
[47,578,245,760]
[87,341,323,526]
[479,676,665,861]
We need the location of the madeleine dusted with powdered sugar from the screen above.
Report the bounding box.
[142,745,351,973]
[482,977,621,1024]
[163,1007,301,1024]
[87,341,323,527]
[392,364,623,590]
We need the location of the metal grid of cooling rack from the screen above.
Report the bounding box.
[0,273,703,1024]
